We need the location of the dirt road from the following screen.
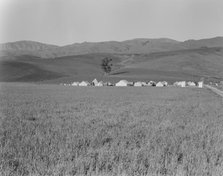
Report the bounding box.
[205,85,223,98]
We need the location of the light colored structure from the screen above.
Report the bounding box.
[174,81,186,87]
[198,81,203,88]
[187,81,196,87]
[72,82,79,86]
[161,81,168,86]
[148,81,156,86]
[92,79,98,86]
[141,82,147,86]
[156,82,164,87]
[79,81,90,86]
[115,80,129,87]
[134,82,143,87]
[95,81,103,86]
[106,82,113,86]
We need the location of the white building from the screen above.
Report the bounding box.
[92,79,98,86]
[198,81,203,88]
[141,82,147,86]
[79,81,90,86]
[134,82,143,87]
[72,82,79,86]
[174,81,186,87]
[148,81,156,86]
[156,82,164,87]
[161,81,168,86]
[106,82,113,86]
[115,80,129,87]
[187,81,196,87]
[95,81,104,86]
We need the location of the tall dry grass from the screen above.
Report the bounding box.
[0,83,223,176]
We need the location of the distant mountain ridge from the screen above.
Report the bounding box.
[1,36,223,83]
[1,37,223,58]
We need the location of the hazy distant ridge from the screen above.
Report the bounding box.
[1,37,223,58]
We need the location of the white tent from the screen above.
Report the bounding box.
[106,82,113,86]
[79,81,90,86]
[72,82,79,86]
[156,82,164,87]
[198,81,203,88]
[174,81,186,87]
[134,82,143,87]
[187,81,196,87]
[115,80,129,87]
[92,79,98,86]
[95,81,103,86]
[162,81,168,86]
[141,82,147,86]
[148,81,156,86]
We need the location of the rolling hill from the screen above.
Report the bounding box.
[0,37,223,83]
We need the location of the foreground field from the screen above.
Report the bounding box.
[0,83,223,176]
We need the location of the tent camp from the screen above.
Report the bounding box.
[148,81,156,86]
[92,79,98,86]
[141,82,147,86]
[72,82,79,86]
[95,81,104,87]
[156,82,164,87]
[134,82,143,87]
[115,80,129,87]
[187,81,196,87]
[79,81,90,86]
[106,82,113,86]
[174,81,186,87]
[198,81,203,88]
[162,81,168,86]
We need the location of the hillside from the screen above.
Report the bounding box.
[1,46,223,83]
[1,37,223,58]
[0,40,59,58]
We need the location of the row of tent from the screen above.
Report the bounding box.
[64,79,203,88]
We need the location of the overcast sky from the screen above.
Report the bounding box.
[0,0,223,46]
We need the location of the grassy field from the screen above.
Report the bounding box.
[0,83,223,176]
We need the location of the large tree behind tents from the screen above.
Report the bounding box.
[101,57,112,75]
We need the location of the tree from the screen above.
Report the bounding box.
[101,57,112,75]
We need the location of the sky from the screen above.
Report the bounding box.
[0,0,223,46]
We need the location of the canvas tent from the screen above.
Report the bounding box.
[79,81,90,86]
[106,82,113,86]
[72,82,79,86]
[198,81,203,88]
[162,81,168,86]
[187,81,196,87]
[134,82,143,87]
[148,81,156,86]
[92,79,98,86]
[141,82,147,86]
[174,81,186,87]
[95,81,104,86]
[156,82,164,87]
[115,80,129,87]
